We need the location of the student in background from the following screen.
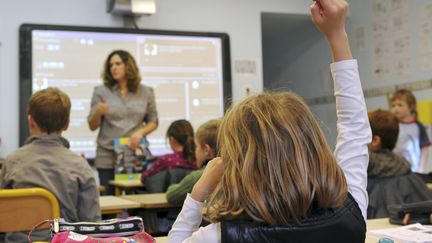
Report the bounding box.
[168,0,372,242]
[367,109,411,177]
[88,50,159,195]
[140,119,196,183]
[390,89,430,172]
[0,87,101,242]
[367,109,432,218]
[166,119,220,205]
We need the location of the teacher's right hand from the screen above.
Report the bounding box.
[95,102,109,116]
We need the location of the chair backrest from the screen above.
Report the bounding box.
[367,173,432,219]
[0,187,60,232]
[144,168,193,193]
[144,170,168,193]
[167,168,193,185]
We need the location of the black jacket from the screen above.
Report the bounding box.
[368,173,432,218]
[220,193,365,243]
[367,149,432,219]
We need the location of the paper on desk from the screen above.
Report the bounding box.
[369,223,432,242]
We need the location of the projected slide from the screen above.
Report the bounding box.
[27,28,229,157]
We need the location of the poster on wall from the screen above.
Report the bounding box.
[371,0,411,81]
[419,4,432,72]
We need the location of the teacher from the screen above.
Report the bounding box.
[88,50,158,195]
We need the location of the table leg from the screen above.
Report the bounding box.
[115,187,121,196]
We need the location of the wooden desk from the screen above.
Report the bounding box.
[154,236,168,243]
[108,180,144,196]
[122,193,180,233]
[366,218,399,243]
[99,195,141,215]
[122,193,177,209]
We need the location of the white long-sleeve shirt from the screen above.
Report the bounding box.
[168,59,372,243]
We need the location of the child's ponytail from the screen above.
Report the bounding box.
[182,135,196,164]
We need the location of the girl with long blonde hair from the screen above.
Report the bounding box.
[169,0,371,242]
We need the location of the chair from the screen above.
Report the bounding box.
[167,168,193,185]
[141,169,192,233]
[144,168,193,193]
[0,187,60,232]
[367,173,432,218]
[144,170,168,193]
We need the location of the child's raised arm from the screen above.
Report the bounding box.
[311,0,372,220]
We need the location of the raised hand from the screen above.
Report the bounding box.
[310,0,352,61]
[310,0,348,37]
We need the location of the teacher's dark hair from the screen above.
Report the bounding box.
[102,50,141,93]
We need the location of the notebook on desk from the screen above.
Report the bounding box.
[369,223,432,242]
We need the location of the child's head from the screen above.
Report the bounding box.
[28,87,71,135]
[390,89,417,120]
[166,119,195,163]
[368,109,399,151]
[207,92,347,224]
[194,119,221,168]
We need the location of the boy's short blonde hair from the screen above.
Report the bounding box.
[28,87,71,134]
[390,89,417,114]
[195,119,221,155]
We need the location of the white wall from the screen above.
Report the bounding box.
[0,0,310,157]
[262,17,335,144]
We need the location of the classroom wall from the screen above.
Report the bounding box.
[348,0,432,171]
[0,0,310,157]
[263,0,432,149]
[263,17,330,100]
[262,15,335,145]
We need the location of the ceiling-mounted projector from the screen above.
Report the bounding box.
[107,0,156,16]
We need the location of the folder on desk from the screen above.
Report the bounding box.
[114,137,151,181]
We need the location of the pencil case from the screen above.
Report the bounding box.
[51,216,145,237]
[388,200,432,225]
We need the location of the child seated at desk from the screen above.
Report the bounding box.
[169,0,372,242]
[367,109,411,178]
[367,109,432,218]
[166,119,221,205]
[140,119,196,184]
[0,87,100,242]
